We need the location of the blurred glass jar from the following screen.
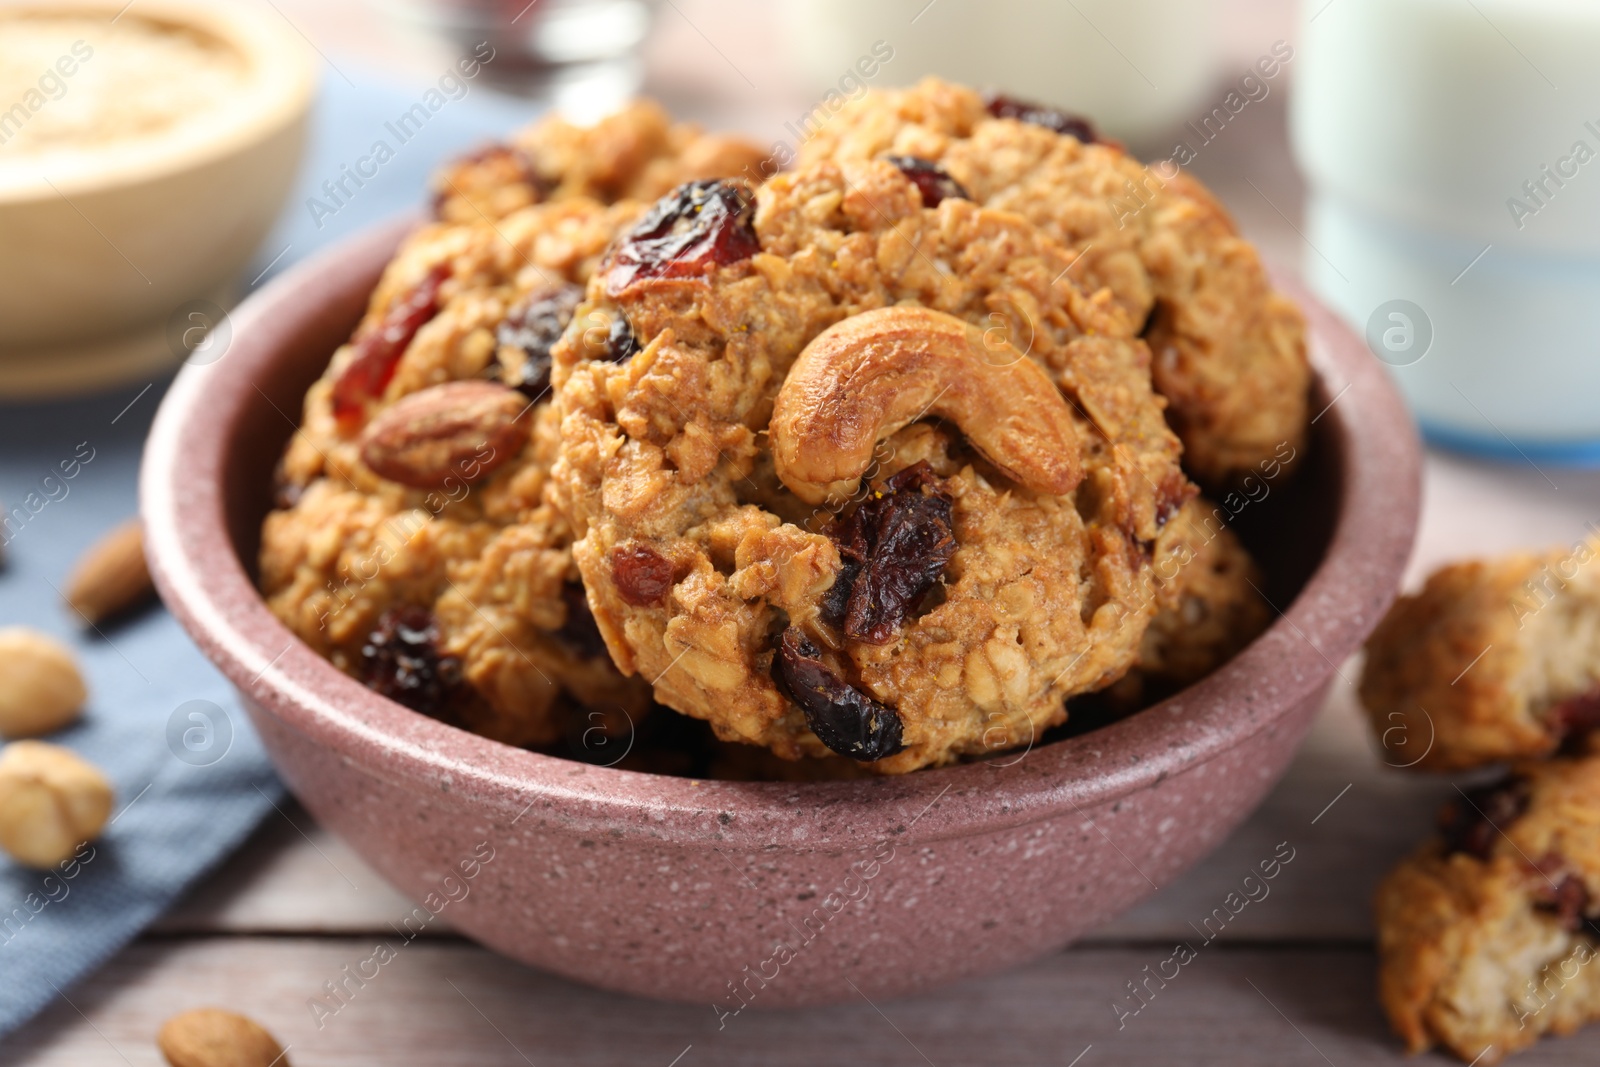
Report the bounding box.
[377,0,656,111]
[779,0,1220,147]
[1294,0,1600,461]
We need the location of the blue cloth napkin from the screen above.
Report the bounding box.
[0,62,545,1037]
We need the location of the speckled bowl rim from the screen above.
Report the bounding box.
[141,215,1421,853]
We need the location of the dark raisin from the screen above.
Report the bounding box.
[1550,689,1600,751]
[983,91,1099,143]
[1536,874,1597,934]
[604,179,760,295]
[359,605,462,719]
[1439,776,1529,860]
[496,283,583,401]
[772,628,905,762]
[884,155,970,208]
[332,264,451,427]
[603,313,640,362]
[819,557,861,629]
[823,461,956,645]
[612,543,675,606]
[557,580,608,659]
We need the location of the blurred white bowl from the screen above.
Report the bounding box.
[0,0,316,397]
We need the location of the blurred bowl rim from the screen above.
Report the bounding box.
[141,214,1422,853]
[0,0,318,203]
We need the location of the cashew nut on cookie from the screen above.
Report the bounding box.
[769,306,1083,505]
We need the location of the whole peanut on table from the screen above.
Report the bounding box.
[0,627,87,739]
[0,740,113,868]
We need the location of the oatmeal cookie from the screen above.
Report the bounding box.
[261,193,666,747]
[433,99,768,225]
[799,77,1311,489]
[1360,537,1600,773]
[1376,761,1600,1062]
[1104,497,1271,707]
[552,159,1192,774]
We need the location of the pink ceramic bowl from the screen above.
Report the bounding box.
[141,216,1420,1007]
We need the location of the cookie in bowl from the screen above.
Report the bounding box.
[1103,497,1272,709]
[799,77,1311,489]
[260,112,765,749]
[552,158,1193,774]
[432,99,769,225]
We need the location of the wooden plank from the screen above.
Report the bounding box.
[14,936,1600,1066]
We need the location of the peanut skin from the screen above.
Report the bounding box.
[769,306,1083,505]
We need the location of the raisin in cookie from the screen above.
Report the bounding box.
[1376,761,1600,1062]
[799,77,1310,489]
[433,99,767,225]
[1360,537,1600,772]
[261,191,667,746]
[552,159,1192,774]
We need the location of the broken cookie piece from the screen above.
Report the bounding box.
[1360,536,1600,772]
[1376,756,1600,1063]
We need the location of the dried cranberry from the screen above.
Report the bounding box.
[1440,776,1529,860]
[983,91,1099,143]
[359,605,462,718]
[772,628,904,762]
[604,179,760,295]
[612,543,674,606]
[557,581,608,659]
[823,462,956,645]
[884,155,969,208]
[1536,874,1596,933]
[496,283,583,401]
[1550,689,1600,751]
[332,264,451,427]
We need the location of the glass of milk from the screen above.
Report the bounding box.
[1294,0,1600,461]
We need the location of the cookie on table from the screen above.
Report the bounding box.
[1104,497,1272,707]
[552,158,1193,774]
[798,77,1310,489]
[1359,538,1600,772]
[433,99,768,225]
[1375,760,1600,1063]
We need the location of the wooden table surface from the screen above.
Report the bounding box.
[16,2,1600,1063]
